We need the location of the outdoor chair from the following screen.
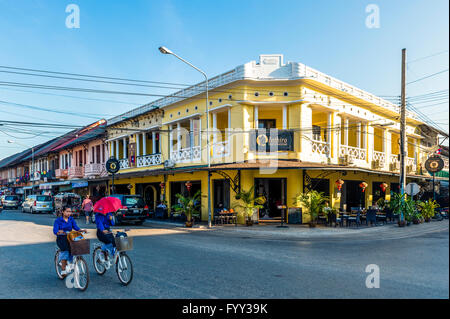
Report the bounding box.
[330,212,343,227]
[155,207,167,219]
[366,209,377,226]
[347,211,361,227]
[214,209,225,225]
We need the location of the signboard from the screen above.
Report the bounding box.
[405,183,420,196]
[105,157,120,174]
[249,130,294,152]
[425,155,444,173]
[72,181,88,189]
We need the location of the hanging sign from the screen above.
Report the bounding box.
[105,157,120,174]
[425,155,444,173]
[249,130,294,152]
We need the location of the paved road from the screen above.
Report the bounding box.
[0,209,448,299]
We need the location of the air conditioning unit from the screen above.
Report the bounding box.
[164,160,175,169]
[372,160,383,169]
[390,162,400,171]
[338,155,354,166]
[406,165,414,173]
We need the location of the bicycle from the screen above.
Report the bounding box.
[92,229,133,286]
[54,232,90,291]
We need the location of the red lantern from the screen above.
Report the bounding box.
[185,181,192,192]
[359,182,368,192]
[380,183,388,192]
[160,182,165,190]
[335,179,344,191]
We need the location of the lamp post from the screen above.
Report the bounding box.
[159,46,212,228]
[7,140,34,194]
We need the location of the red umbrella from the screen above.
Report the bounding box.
[93,196,122,215]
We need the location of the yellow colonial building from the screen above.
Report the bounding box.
[105,54,446,223]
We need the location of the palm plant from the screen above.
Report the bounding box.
[172,190,201,225]
[418,199,439,221]
[295,190,329,226]
[233,186,266,224]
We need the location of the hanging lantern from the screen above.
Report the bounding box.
[185,181,192,192]
[380,182,388,192]
[335,179,344,191]
[160,182,165,190]
[359,181,368,192]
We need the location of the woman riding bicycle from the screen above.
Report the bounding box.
[95,211,117,259]
[53,206,87,274]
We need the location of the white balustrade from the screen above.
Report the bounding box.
[311,140,330,157]
[373,151,386,164]
[212,141,230,158]
[137,154,162,167]
[339,145,367,161]
[119,158,130,169]
[171,146,202,163]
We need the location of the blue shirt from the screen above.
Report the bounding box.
[53,217,80,236]
[95,213,115,231]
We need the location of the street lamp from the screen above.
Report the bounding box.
[159,46,212,228]
[7,140,35,194]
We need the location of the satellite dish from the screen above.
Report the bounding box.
[405,183,420,196]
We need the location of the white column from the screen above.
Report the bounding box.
[169,125,173,155]
[344,118,349,146]
[197,118,202,148]
[282,105,287,129]
[356,122,362,148]
[189,119,194,149]
[212,113,217,145]
[177,123,181,151]
[254,106,259,129]
[100,144,103,163]
[115,140,119,159]
[151,132,156,154]
[123,138,127,159]
[362,123,367,149]
[327,112,332,144]
[136,134,140,157]
[143,133,147,155]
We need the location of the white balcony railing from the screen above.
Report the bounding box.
[373,151,386,164]
[171,146,202,163]
[137,153,162,168]
[339,145,367,161]
[212,141,230,158]
[311,140,330,157]
[84,163,105,176]
[68,166,84,178]
[119,158,130,169]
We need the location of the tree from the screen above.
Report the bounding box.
[233,186,266,225]
[295,190,329,226]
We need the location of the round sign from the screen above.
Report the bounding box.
[425,155,444,173]
[405,183,420,196]
[105,157,120,174]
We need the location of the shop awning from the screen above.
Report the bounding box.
[39,181,71,190]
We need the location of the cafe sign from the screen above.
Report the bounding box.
[250,130,294,152]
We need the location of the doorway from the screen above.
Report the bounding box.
[341,180,365,212]
[136,182,161,211]
[213,179,230,211]
[254,178,287,220]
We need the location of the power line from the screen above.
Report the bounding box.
[407,69,449,85]
[407,50,449,64]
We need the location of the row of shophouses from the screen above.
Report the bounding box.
[1,54,448,223]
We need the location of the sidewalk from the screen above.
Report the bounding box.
[143,218,449,241]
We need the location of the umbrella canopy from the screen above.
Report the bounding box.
[93,196,122,215]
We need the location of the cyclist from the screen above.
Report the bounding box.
[95,211,117,262]
[53,206,87,274]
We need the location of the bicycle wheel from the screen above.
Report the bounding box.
[92,247,107,275]
[54,251,65,280]
[116,252,133,286]
[74,256,89,291]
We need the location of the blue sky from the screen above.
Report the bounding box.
[0,0,448,158]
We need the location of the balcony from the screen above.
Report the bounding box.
[55,169,68,178]
[119,158,130,169]
[311,140,330,157]
[137,153,162,168]
[212,141,230,158]
[171,146,202,163]
[68,166,84,178]
[339,145,367,162]
[84,163,105,177]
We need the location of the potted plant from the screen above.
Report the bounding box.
[295,190,329,228]
[233,186,265,226]
[390,192,406,227]
[173,190,201,227]
[376,197,386,211]
[418,199,439,222]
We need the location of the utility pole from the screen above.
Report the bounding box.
[400,48,407,221]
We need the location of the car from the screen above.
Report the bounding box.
[108,194,149,225]
[3,195,20,210]
[23,195,53,214]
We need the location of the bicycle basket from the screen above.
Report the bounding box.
[69,239,90,256]
[115,236,133,251]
